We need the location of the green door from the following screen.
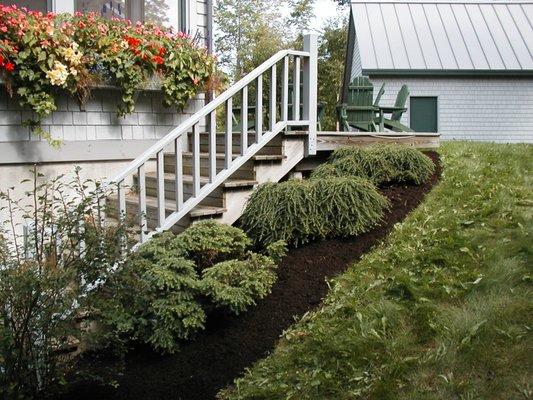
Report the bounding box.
[410,97,438,132]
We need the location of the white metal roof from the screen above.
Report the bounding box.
[349,0,533,73]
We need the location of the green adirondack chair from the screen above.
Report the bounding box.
[337,76,379,132]
[374,82,386,107]
[375,84,413,132]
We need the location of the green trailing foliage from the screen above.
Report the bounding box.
[201,253,279,314]
[241,178,389,246]
[99,221,284,353]
[311,144,435,185]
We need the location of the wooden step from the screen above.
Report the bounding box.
[186,132,283,155]
[107,193,226,231]
[163,152,286,179]
[133,172,257,205]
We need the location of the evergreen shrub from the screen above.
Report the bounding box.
[241,178,389,246]
[201,253,278,314]
[311,144,435,185]
[101,221,284,353]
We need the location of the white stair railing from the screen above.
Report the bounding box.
[105,34,318,247]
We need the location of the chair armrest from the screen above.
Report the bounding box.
[343,105,379,112]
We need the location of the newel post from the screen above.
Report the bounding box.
[302,33,318,156]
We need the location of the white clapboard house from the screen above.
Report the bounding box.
[343,0,533,142]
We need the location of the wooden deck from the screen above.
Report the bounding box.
[291,131,440,174]
[315,131,440,151]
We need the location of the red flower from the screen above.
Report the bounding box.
[0,55,4,66]
[5,61,14,72]
[158,47,165,56]
[152,55,164,65]
[124,35,141,48]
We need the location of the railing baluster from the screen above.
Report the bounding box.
[138,164,147,243]
[117,180,126,224]
[241,86,248,155]
[174,138,183,210]
[281,56,289,122]
[208,110,216,182]
[117,180,127,251]
[192,124,201,197]
[293,56,301,121]
[269,65,277,131]
[303,35,318,156]
[225,98,233,169]
[255,75,263,142]
[156,150,165,227]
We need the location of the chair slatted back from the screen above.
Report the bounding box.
[391,84,409,121]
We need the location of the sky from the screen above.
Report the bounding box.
[277,0,346,32]
[308,0,345,31]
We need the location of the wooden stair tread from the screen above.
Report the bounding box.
[111,193,226,218]
[164,152,286,161]
[143,172,258,188]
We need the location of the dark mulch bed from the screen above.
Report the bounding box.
[63,152,441,400]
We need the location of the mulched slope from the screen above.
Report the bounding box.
[64,152,441,400]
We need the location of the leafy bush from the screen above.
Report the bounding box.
[173,220,252,269]
[0,168,125,399]
[311,145,435,185]
[241,180,320,247]
[201,253,279,314]
[100,252,206,354]
[313,177,390,237]
[241,178,389,246]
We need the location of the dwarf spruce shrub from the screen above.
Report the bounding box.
[101,252,206,354]
[201,253,279,314]
[311,144,435,185]
[241,178,389,246]
[102,221,284,353]
[173,220,252,269]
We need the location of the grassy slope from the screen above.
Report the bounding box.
[219,142,533,400]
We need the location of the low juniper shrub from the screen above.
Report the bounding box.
[99,252,206,354]
[313,177,390,237]
[311,144,435,185]
[241,178,389,246]
[241,180,321,247]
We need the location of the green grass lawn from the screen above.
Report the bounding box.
[219,142,533,400]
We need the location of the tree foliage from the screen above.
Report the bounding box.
[318,17,348,130]
[214,0,316,79]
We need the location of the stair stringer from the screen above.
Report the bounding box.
[217,136,307,225]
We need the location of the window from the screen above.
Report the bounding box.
[410,97,438,132]
[145,0,187,31]
[76,0,127,19]
[3,0,48,12]
[74,0,187,31]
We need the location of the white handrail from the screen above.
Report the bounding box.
[103,34,318,247]
[107,49,310,184]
